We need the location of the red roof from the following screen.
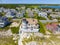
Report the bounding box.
[46,23,58,32]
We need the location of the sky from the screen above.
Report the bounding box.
[0,0,60,4]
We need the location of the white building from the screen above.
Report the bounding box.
[55,9,59,12]
[38,12,47,17]
[26,8,34,17]
[47,9,52,13]
[0,8,3,12]
[28,11,34,17]
[50,14,60,18]
[21,9,25,14]
[19,18,39,33]
[5,10,16,18]
[32,8,39,13]
[26,8,31,13]
[16,12,24,18]
[0,20,5,27]
[0,7,5,12]
[21,6,25,10]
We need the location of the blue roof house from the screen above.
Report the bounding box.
[5,10,16,18]
[0,16,11,28]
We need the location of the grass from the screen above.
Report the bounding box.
[0,26,9,31]
[10,19,21,34]
[0,36,18,45]
[11,27,19,34]
[22,33,60,45]
[38,16,46,20]
[38,21,46,34]
[23,12,30,18]
[22,35,42,45]
[33,14,46,34]
[47,30,53,33]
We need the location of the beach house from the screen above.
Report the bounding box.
[16,12,24,18]
[5,10,16,18]
[0,16,11,27]
[38,12,47,17]
[19,18,39,33]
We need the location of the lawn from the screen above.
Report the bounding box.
[10,19,21,34]
[33,14,46,34]
[11,27,19,34]
[22,33,60,45]
[0,36,18,45]
[0,26,9,31]
[38,21,46,34]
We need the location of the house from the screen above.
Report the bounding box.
[5,9,17,18]
[54,23,60,34]
[21,6,25,10]
[26,8,34,17]
[50,14,60,18]
[28,11,34,17]
[16,7,20,10]
[55,9,60,12]
[46,9,52,13]
[26,8,32,13]
[19,18,39,33]
[0,8,3,12]
[16,12,24,18]
[3,9,8,13]
[20,9,25,14]
[57,24,60,31]
[0,16,11,28]
[0,7,5,12]
[32,8,39,13]
[38,12,47,17]
[3,9,10,13]
[41,9,47,12]
[46,23,58,33]
[5,10,16,18]
[57,12,60,15]
[46,23,60,33]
